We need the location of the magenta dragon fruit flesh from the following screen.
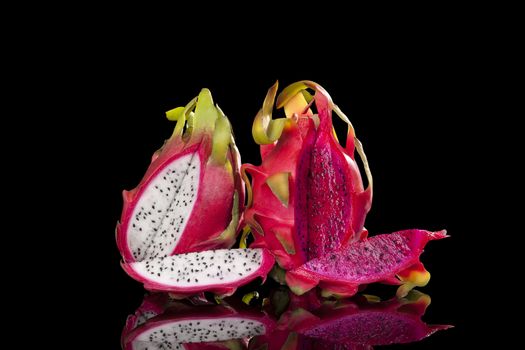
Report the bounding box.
[242,81,373,270]
[250,289,450,349]
[285,229,448,298]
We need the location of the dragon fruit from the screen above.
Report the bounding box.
[296,292,451,347]
[117,88,244,263]
[122,295,276,350]
[249,290,450,349]
[115,89,276,297]
[285,229,448,298]
[242,81,373,270]
[116,81,447,301]
[122,248,275,296]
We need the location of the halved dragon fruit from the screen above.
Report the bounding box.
[117,88,244,263]
[122,248,275,296]
[122,295,276,350]
[242,81,373,270]
[116,89,276,297]
[285,229,448,298]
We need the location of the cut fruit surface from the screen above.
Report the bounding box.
[123,248,275,295]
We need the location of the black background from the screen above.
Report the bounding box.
[54,17,499,348]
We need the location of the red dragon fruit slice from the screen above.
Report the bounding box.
[297,292,451,347]
[117,88,244,263]
[122,297,276,350]
[249,291,450,349]
[242,81,373,270]
[122,248,275,297]
[285,229,448,297]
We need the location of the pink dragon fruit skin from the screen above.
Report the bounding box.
[285,229,448,298]
[243,81,373,270]
[116,88,244,263]
[121,293,171,346]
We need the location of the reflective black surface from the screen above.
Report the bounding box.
[121,287,451,349]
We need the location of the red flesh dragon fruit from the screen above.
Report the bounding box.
[296,292,451,348]
[286,229,448,298]
[243,81,446,298]
[242,81,373,270]
[117,88,244,263]
[116,89,275,297]
[249,290,450,349]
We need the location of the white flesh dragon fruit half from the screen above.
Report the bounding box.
[116,89,274,296]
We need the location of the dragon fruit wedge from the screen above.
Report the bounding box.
[285,229,448,298]
[249,290,451,349]
[122,295,276,350]
[295,291,451,347]
[117,88,244,263]
[122,248,275,296]
[242,81,373,270]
